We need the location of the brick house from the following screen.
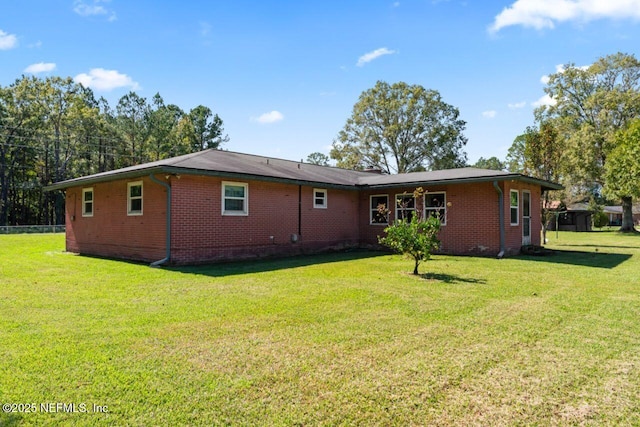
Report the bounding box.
[47,149,561,265]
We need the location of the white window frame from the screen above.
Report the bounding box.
[424,192,446,225]
[395,193,416,221]
[510,189,519,226]
[370,194,389,225]
[127,181,143,216]
[222,181,249,216]
[82,187,94,217]
[313,188,327,209]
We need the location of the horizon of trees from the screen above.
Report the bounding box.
[0,75,228,226]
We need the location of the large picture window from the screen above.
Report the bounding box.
[510,190,519,225]
[425,192,446,225]
[370,195,389,225]
[395,193,416,221]
[222,182,248,215]
[127,181,143,216]
[82,188,94,217]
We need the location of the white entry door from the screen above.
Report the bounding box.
[522,191,531,245]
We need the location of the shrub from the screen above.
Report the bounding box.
[378,188,441,275]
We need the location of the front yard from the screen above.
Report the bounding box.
[1,231,639,425]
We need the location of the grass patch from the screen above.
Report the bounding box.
[1,232,639,425]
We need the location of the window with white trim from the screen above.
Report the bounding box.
[222,181,248,215]
[127,181,143,216]
[313,188,327,209]
[510,190,519,225]
[370,195,389,225]
[425,192,446,225]
[395,193,416,221]
[82,188,94,217]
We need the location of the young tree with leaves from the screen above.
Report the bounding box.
[331,81,467,173]
[378,188,441,275]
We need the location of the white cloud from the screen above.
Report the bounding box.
[532,94,556,107]
[541,63,590,84]
[74,68,140,91]
[489,0,640,33]
[252,110,284,124]
[73,0,117,21]
[0,30,18,50]
[357,47,396,67]
[482,110,497,118]
[24,62,56,74]
[508,101,526,109]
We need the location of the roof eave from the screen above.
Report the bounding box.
[46,165,563,193]
[45,166,359,191]
[45,166,167,191]
[358,174,563,191]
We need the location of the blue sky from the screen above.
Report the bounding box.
[2,0,640,165]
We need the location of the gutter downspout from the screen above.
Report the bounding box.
[149,174,171,267]
[298,185,302,236]
[493,181,505,259]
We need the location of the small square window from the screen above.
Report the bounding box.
[222,182,248,215]
[395,193,415,221]
[82,188,93,217]
[128,181,143,216]
[370,195,389,224]
[425,192,446,225]
[314,189,327,209]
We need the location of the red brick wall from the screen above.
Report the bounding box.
[64,174,545,263]
[503,181,542,255]
[169,176,360,264]
[359,181,543,257]
[65,176,167,262]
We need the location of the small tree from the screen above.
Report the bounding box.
[588,197,608,230]
[378,188,441,275]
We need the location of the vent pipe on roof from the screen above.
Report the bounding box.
[493,180,505,258]
[149,174,171,267]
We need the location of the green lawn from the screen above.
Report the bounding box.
[1,232,639,426]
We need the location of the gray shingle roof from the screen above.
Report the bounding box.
[46,149,562,191]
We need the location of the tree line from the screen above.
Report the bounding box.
[5,53,639,231]
[0,75,227,226]
[308,53,640,232]
[505,52,640,232]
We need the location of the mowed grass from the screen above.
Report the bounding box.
[1,232,639,426]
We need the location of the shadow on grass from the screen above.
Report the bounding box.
[555,243,640,250]
[168,249,386,277]
[0,413,22,427]
[518,250,632,269]
[420,272,486,284]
